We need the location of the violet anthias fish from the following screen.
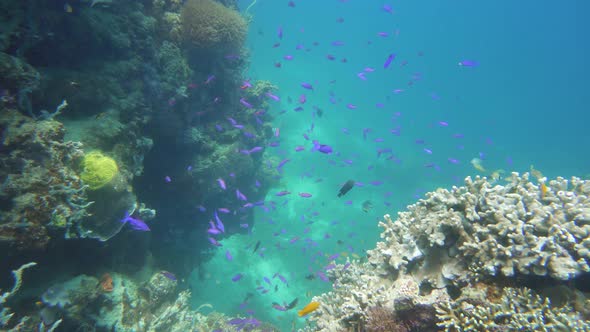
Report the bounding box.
[458,59,479,67]
[232,273,243,282]
[312,140,333,154]
[266,92,280,101]
[236,189,248,201]
[299,192,312,198]
[208,237,222,246]
[249,146,263,154]
[299,94,306,104]
[276,190,291,196]
[217,178,226,190]
[120,212,150,231]
[214,211,225,233]
[239,98,253,108]
[277,158,291,169]
[207,227,221,235]
[301,82,314,90]
[383,53,396,68]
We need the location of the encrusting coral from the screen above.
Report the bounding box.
[180,0,247,51]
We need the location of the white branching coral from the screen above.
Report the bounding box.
[0,262,37,326]
[435,287,589,331]
[305,173,590,331]
[368,173,590,286]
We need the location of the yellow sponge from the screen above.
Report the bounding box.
[80,151,118,190]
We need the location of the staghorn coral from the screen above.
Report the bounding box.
[180,0,247,51]
[435,287,590,331]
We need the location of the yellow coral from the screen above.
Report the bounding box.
[180,0,247,50]
[80,151,118,190]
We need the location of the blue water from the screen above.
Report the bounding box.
[190,1,590,330]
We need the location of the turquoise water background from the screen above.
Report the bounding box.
[190,1,590,330]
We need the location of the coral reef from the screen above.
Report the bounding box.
[180,0,247,51]
[368,172,590,286]
[436,287,589,331]
[36,271,267,331]
[0,109,88,250]
[305,174,590,331]
[0,262,37,327]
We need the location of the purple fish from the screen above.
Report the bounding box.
[214,211,225,233]
[205,74,216,84]
[284,55,293,60]
[295,145,305,152]
[301,82,314,90]
[312,140,333,154]
[225,250,233,261]
[240,98,253,108]
[207,227,222,235]
[218,207,231,214]
[161,271,177,281]
[236,189,248,201]
[208,237,222,246]
[458,60,478,67]
[120,212,150,232]
[383,53,396,68]
[217,178,226,190]
[232,273,243,282]
[164,176,171,183]
[277,26,283,39]
[382,4,393,13]
[276,190,291,196]
[277,158,291,169]
[299,192,312,198]
[317,271,329,282]
[249,146,263,154]
[266,92,280,101]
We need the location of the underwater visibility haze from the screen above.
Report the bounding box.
[0,0,589,331]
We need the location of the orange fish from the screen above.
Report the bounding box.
[540,182,548,198]
[298,301,320,317]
